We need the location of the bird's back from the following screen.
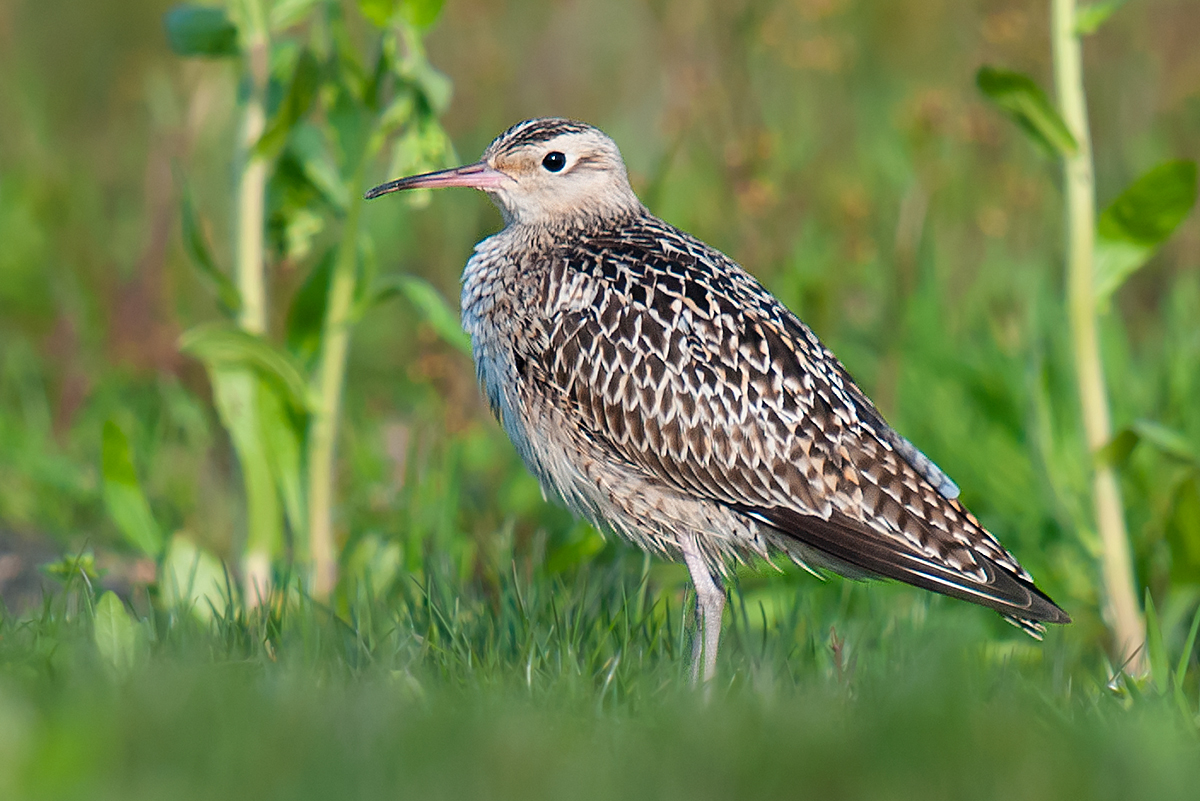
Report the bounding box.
[463,204,1069,634]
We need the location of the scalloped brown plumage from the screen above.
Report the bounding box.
[366,118,1070,685]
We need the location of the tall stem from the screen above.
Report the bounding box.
[235,0,269,337]
[234,0,273,603]
[306,168,365,600]
[1051,0,1145,673]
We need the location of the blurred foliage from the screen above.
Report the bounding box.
[0,0,1199,791]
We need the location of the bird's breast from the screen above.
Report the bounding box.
[460,236,584,504]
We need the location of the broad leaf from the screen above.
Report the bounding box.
[1131,419,1200,465]
[210,369,283,561]
[93,591,146,677]
[102,420,164,557]
[328,82,374,176]
[392,37,453,115]
[407,61,453,116]
[286,250,335,364]
[290,124,350,211]
[384,119,454,209]
[179,179,241,313]
[1095,160,1197,305]
[254,50,322,160]
[257,381,307,546]
[367,275,471,355]
[1103,420,1199,469]
[1075,0,1128,35]
[358,0,399,27]
[401,0,446,28]
[180,323,313,412]
[376,92,417,141]
[976,67,1078,158]
[162,534,232,620]
[343,534,403,594]
[164,4,239,58]
[1099,160,1198,244]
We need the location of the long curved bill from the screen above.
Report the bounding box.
[364,162,510,200]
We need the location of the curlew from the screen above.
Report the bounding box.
[366,118,1070,684]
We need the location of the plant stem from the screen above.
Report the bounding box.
[234,0,273,603]
[235,1,269,337]
[306,168,366,600]
[1051,0,1145,673]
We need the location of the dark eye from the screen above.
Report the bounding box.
[542,151,567,172]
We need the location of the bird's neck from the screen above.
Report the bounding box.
[501,204,649,243]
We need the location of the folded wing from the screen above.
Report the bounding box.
[529,217,1069,629]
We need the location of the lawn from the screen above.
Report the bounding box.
[1,563,1198,800]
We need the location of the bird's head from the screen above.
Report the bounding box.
[365,118,643,227]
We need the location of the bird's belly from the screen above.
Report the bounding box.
[473,342,769,567]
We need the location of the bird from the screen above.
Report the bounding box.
[366,117,1071,684]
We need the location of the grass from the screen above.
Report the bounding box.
[0,556,1197,800]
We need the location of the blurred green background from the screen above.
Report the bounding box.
[1,0,1199,797]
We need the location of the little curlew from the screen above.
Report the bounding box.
[366,118,1070,684]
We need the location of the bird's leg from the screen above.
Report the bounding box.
[680,535,725,687]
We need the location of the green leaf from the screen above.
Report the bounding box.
[179,323,314,412]
[162,534,232,620]
[1145,592,1171,693]
[210,369,283,560]
[376,92,416,140]
[179,179,241,313]
[343,534,403,593]
[1131,419,1199,465]
[287,250,335,364]
[164,4,239,58]
[257,381,307,547]
[328,82,374,177]
[41,551,100,584]
[976,67,1078,158]
[358,0,399,27]
[367,275,471,355]
[400,0,446,28]
[1175,603,1200,696]
[254,50,322,160]
[1167,475,1200,584]
[352,232,380,318]
[329,15,369,105]
[383,119,455,209]
[93,591,145,677]
[1095,160,1197,305]
[1099,161,1197,245]
[391,34,453,115]
[1075,0,1128,35]
[290,124,350,211]
[271,0,324,31]
[407,61,453,115]
[102,420,164,557]
[1095,427,1139,469]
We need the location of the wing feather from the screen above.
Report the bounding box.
[732,504,1070,625]
[528,216,1069,626]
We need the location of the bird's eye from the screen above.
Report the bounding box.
[542,151,567,172]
